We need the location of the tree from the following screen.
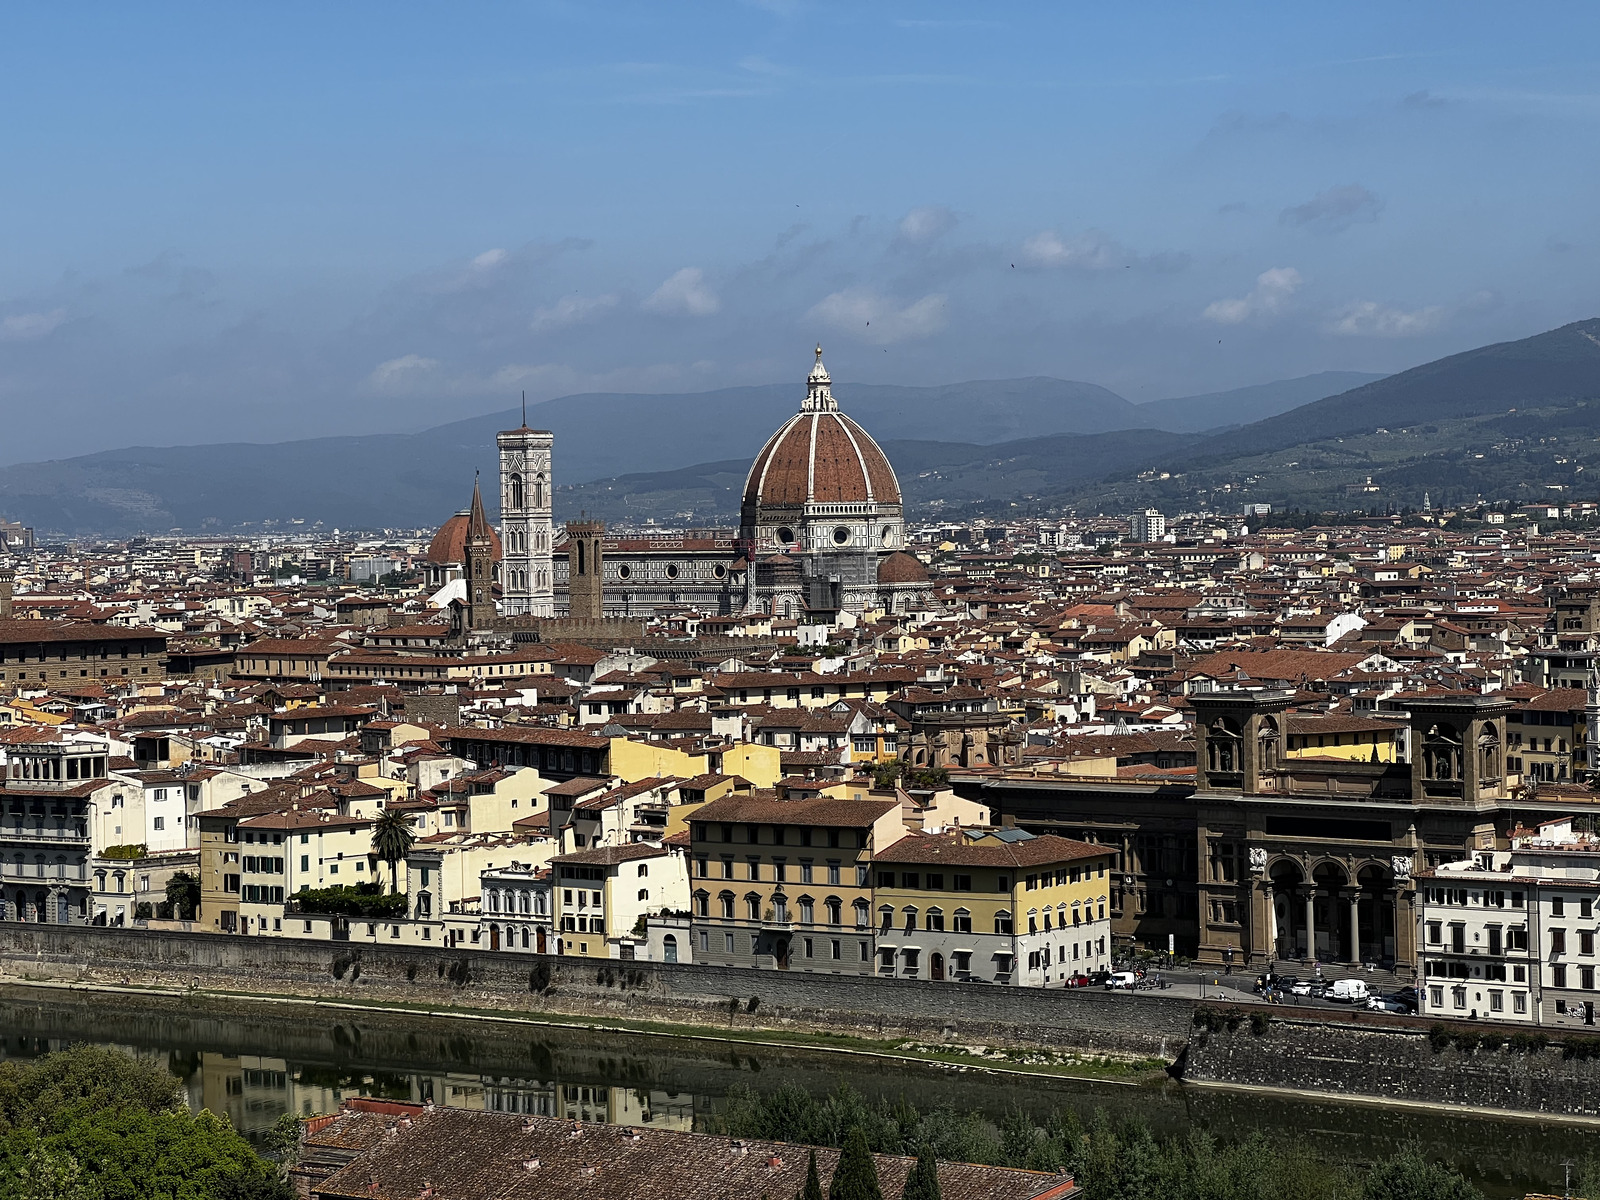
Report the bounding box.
[829,1127,882,1200]
[797,1148,824,1200]
[370,808,416,892]
[166,872,201,921]
[1362,1146,1483,1200]
[0,1048,285,1200]
[900,1146,940,1200]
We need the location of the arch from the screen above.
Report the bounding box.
[662,933,679,963]
[1423,723,1463,781]
[510,473,524,509]
[1207,717,1242,773]
[1257,715,1280,771]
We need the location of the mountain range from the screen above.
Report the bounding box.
[0,371,1378,535]
[13,315,1600,536]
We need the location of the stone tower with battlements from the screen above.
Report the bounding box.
[565,519,606,620]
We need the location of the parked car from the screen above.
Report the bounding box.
[1367,995,1409,1014]
[1085,969,1113,987]
[1330,978,1371,1003]
[1394,986,1420,1013]
[1290,979,1317,997]
[1105,971,1139,990]
[1267,974,1299,994]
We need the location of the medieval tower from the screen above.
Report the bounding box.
[497,414,554,617]
[565,519,606,620]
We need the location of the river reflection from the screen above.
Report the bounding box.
[0,987,1592,1199]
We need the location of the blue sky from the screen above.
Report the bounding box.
[2,1,1599,460]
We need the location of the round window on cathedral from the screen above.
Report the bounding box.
[881,525,895,546]
[666,563,680,579]
[832,526,851,546]
[712,564,727,579]
[617,565,631,580]
[776,527,795,545]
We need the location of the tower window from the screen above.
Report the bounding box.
[832,526,851,545]
[509,474,524,509]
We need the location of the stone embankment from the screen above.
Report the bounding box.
[8,925,1600,1121]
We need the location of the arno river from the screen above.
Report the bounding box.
[0,986,1591,1198]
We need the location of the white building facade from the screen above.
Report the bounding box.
[497,422,555,617]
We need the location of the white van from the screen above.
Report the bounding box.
[1104,971,1139,990]
[1330,978,1370,1003]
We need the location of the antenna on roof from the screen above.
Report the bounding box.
[521,390,527,427]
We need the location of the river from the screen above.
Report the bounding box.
[0,986,1591,1198]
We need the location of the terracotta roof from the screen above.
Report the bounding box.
[876,830,1111,868]
[694,793,897,828]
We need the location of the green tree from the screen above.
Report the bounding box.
[0,1048,286,1200]
[900,1146,940,1200]
[166,871,201,921]
[797,1148,824,1200]
[369,808,416,892]
[1362,1146,1483,1200]
[829,1127,883,1200]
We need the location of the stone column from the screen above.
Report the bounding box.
[1304,889,1316,960]
[1349,893,1362,964]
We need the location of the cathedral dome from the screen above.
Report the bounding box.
[742,347,901,511]
[876,551,929,585]
[426,510,502,565]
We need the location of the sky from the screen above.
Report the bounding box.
[3,1,1600,463]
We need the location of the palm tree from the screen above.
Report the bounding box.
[370,809,416,894]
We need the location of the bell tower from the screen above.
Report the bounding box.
[566,519,606,620]
[497,397,554,618]
[464,475,499,631]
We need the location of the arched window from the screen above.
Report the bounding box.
[824,897,841,925]
[953,907,972,933]
[662,933,678,963]
[878,905,894,933]
[694,890,709,917]
[902,906,918,932]
[925,906,944,932]
[799,895,815,924]
[510,474,524,509]
[994,909,1014,935]
[746,894,762,921]
[853,898,869,928]
[719,891,734,919]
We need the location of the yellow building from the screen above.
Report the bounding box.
[873,828,1114,986]
[687,793,903,973]
[1284,715,1403,763]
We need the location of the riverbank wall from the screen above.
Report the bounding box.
[0,923,1191,1058]
[10,924,1600,1120]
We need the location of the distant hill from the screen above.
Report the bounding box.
[0,370,1380,535]
[557,429,1193,524]
[1134,371,1385,433]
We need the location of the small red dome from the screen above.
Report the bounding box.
[877,551,928,584]
[426,511,502,565]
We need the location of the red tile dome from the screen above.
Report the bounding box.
[426,510,502,565]
[742,348,901,510]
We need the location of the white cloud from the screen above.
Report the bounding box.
[897,205,957,244]
[366,354,440,391]
[0,309,67,342]
[1202,267,1303,324]
[470,248,509,270]
[529,293,620,332]
[1328,300,1446,337]
[1021,229,1126,271]
[644,267,720,316]
[808,287,948,345]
